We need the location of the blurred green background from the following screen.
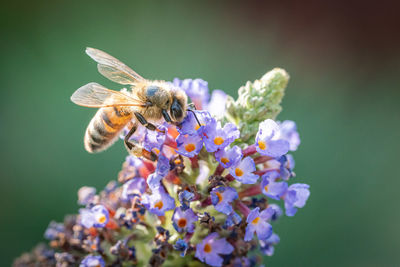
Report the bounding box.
[1,1,400,266]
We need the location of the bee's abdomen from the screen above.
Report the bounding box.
[84,107,132,153]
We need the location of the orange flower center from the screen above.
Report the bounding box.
[264,185,269,192]
[216,192,223,203]
[204,243,212,253]
[221,157,229,164]
[252,217,260,224]
[174,158,182,165]
[177,218,187,228]
[235,168,244,177]
[258,141,267,150]
[214,136,224,145]
[185,143,196,152]
[195,124,204,130]
[98,215,106,224]
[154,201,164,210]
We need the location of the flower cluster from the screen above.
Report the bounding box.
[14,69,310,267]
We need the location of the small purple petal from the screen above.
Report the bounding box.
[284,183,310,216]
[80,255,105,267]
[279,120,300,151]
[210,187,238,215]
[176,134,203,158]
[256,119,290,157]
[142,187,175,216]
[215,145,242,168]
[121,177,146,201]
[229,157,259,184]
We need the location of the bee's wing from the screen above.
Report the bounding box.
[71,82,145,108]
[86,47,145,85]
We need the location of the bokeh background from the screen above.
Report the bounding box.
[1,0,400,266]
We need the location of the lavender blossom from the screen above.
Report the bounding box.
[176,133,203,158]
[79,205,109,228]
[279,120,300,151]
[244,207,273,241]
[284,183,310,216]
[142,186,175,216]
[16,69,311,267]
[256,119,289,157]
[259,233,280,256]
[172,207,198,233]
[215,145,242,168]
[204,121,240,153]
[195,233,234,267]
[229,157,259,184]
[210,186,238,215]
[77,186,96,206]
[261,171,288,200]
[80,255,105,267]
[121,177,146,201]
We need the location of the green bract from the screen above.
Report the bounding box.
[224,68,289,143]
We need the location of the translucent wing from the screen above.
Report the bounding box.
[86,47,145,85]
[71,82,145,108]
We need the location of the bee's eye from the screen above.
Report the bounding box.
[170,98,183,120]
[165,100,170,106]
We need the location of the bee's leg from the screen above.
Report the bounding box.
[134,112,164,133]
[162,109,172,123]
[124,122,157,161]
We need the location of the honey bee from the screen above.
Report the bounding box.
[71,48,190,161]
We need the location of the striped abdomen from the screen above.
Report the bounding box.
[84,107,133,153]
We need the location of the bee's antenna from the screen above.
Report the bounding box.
[188,109,202,128]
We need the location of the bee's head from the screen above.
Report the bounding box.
[170,89,187,123]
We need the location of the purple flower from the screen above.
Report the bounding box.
[210,187,238,215]
[244,207,273,241]
[155,154,170,177]
[172,207,198,233]
[224,211,242,228]
[44,221,65,240]
[171,78,210,109]
[77,186,96,206]
[232,257,252,267]
[279,120,300,151]
[147,155,171,190]
[79,205,109,229]
[206,90,227,118]
[119,155,145,182]
[173,239,189,257]
[278,154,295,180]
[121,177,146,201]
[80,255,105,267]
[142,186,175,216]
[284,183,310,216]
[178,110,214,136]
[204,121,240,152]
[261,172,288,200]
[178,190,194,210]
[195,232,234,267]
[259,233,280,256]
[229,157,259,184]
[176,134,203,158]
[255,119,289,157]
[214,145,242,169]
[147,173,163,190]
[265,204,283,222]
[143,124,167,154]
